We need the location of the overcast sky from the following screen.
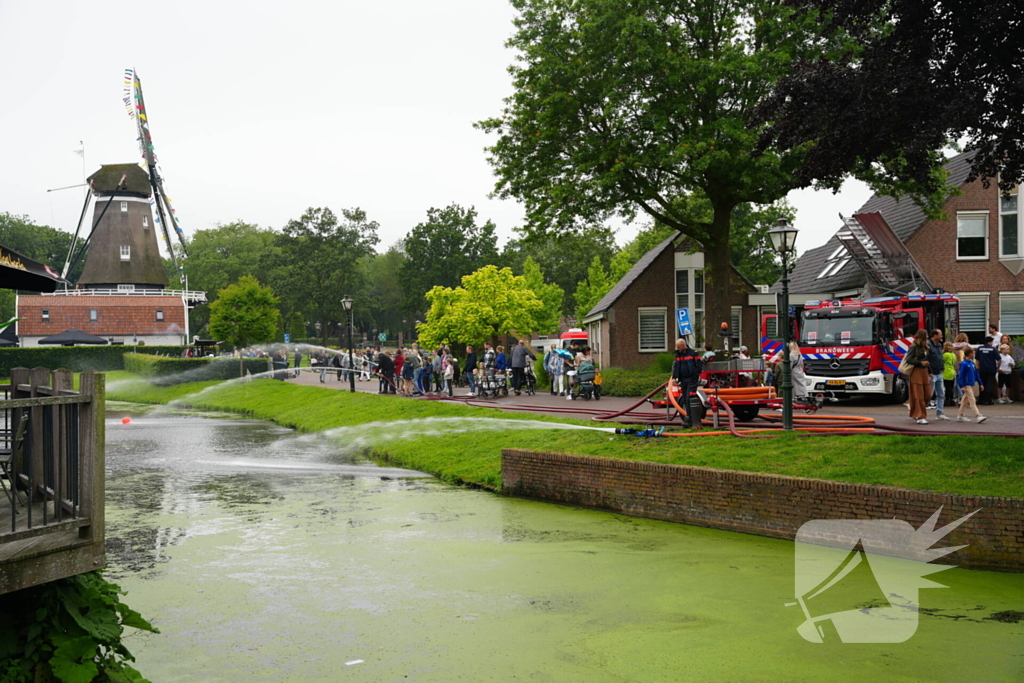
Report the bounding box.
[0,0,872,260]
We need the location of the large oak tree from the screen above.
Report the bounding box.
[478,0,832,340]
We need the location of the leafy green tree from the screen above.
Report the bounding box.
[209,276,281,348]
[263,207,379,344]
[500,225,615,315]
[361,241,408,339]
[574,256,614,322]
[477,0,833,341]
[521,257,564,335]
[399,204,499,318]
[417,265,543,348]
[173,221,278,333]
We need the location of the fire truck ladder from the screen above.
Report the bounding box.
[835,213,933,296]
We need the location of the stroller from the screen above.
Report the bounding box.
[477,370,508,399]
[522,363,537,396]
[570,359,599,400]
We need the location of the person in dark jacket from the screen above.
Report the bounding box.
[509,340,537,396]
[975,337,999,405]
[376,352,396,394]
[464,346,478,396]
[926,329,949,420]
[671,337,703,427]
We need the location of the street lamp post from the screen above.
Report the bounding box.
[768,218,799,432]
[341,296,355,393]
[315,321,321,345]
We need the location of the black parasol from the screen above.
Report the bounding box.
[37,328,110,346]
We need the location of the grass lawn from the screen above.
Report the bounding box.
[103,372,1024,498]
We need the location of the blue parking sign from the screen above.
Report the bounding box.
[284,334,291,343]
[676,308,693,336]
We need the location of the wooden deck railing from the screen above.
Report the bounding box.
[0,369,104,594]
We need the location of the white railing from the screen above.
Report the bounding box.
[41,289,207,303]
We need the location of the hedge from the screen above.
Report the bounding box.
[0,345,187,376]
[598,368,667,397]
[123,353,271,385]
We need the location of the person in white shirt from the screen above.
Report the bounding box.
[998,344,1015,404]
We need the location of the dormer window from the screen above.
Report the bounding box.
[156,308,165,322]
[120,245,131,261]
[89,309,98,322]
[41,309,50,322]
[120,201,128,212]
[817,246,852,279]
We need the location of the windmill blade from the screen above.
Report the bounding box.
[130,69,186,281]
[61,186,93,280]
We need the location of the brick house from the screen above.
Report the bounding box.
[772,151,1024,342]
[582,233,762,370]
[17,294,189,346]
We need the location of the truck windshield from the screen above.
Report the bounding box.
[800,312,876,346]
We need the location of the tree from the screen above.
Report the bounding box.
[209,276,281,349]
[174,221,278,333]
[499,225,615,315]
[478,0,832,342]
[520,257,564,335]
[574,256,614,322]
[263,207,379,345]
[416,265,543,348]
[360,241,408,339]
[757,0,1024,199]
[399,204,500,319]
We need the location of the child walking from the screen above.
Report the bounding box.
[942,341,956,407]
[998,344,1015,404]
[956,346,986,423]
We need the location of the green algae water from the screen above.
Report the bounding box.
[104,406,1024,682]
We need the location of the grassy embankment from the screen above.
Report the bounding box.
[103,371,1024,498]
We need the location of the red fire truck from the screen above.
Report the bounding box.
[761,293,959,403]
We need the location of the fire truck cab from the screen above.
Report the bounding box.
[796,294,959,402]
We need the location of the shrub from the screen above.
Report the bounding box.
[0,346,187,376]
[123,353,271,385]
[598,368,667,397]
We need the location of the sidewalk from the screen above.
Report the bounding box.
[284,368,1024,435]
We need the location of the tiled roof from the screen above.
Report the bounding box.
[585,232,679,317]
[18,295,187,336]
[772,151,977,294]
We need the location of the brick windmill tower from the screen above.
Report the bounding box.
[16,71,206,347]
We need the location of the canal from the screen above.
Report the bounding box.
[104,405,1023,682]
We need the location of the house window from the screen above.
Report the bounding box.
[142,215,149,229]
[731,306,742,348]
[958,294,988,343]
[156,308,165,322]
[674,268,706,344]
[117,284,135,292]
[956,212,988,259]
[638,308,668,352]
[1000,189,1020,258]
[120,201,128,212]
[120,245,131,261]
[41,309,50,322]
[89,309,98,322]
[999,293,1024,336]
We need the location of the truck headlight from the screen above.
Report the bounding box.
[861,377,880,387]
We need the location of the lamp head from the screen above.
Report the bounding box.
[341,296,353,312]
[768,218,799,254]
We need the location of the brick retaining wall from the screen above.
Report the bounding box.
[501,449,1024,571]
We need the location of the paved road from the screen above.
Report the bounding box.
[285,367,1024,435]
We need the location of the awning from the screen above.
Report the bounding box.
[37,328,110,346]
[0,244,67,293]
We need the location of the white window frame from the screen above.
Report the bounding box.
[120,201,128,212]
[117,284,135,292]
[999,187,1020,258]
[89,309,98,322]
[998,291,1024,336]
[956,211,989,261]
[120,245,131,261]
[957,292,989,341]
[674,268,705,343]
[730,306,742,346]
[638,307,668,353]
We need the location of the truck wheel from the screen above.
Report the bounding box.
[731,405,760,422]
[890,376,909,404]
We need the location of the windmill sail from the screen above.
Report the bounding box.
[128,69,189,284]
